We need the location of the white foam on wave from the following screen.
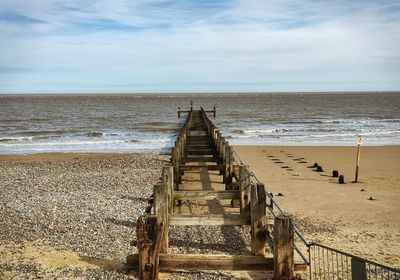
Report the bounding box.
[0,136,35,142]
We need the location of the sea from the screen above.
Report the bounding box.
[0,92,399,154]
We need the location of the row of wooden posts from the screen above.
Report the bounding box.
[130,108,299,279]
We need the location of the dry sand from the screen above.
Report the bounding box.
[234,145,400,267]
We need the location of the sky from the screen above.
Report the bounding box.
[0,0,399,93]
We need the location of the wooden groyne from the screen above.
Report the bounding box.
[126,106,400,279]
[127,107,306,279]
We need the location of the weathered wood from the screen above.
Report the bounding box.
[178,164,225,171]
[165,165,174,214]
[251,183,267,256]
[126,253,307,272]
[174,190,240,200]
[169,214,250,226]
[187,150,217,155]
[182,157,221,163]
[136,215,161,280]
[159,254,273,271]
[153,183,168,254]
[273,215,294,280]
[239,165,251,216]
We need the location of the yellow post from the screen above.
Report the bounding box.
[354,136,362,182]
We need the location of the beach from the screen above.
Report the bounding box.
[0,146,399,279]
[234,145,400,267]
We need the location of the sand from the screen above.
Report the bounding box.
[0,147,399,279]
[234,145,400,267]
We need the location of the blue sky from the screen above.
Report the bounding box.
[0,0,399,93]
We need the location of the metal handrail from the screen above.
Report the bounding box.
[231,149,311,264]
[310,242,400,273]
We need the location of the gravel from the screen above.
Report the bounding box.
[0,154,257,279]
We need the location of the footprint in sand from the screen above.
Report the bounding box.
[274,161,284,164]
[267,155,275,158]
[286,169,294,171]
[298,160,308,163]
[281,166,290,169]
[271,158,280,161]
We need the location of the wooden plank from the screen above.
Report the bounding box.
[186,141,214,145]
[174,190,240,200]
[273,215,294,280]
[187,150,218,156]
[169,214,250,226]
[186,148,215,152]
[126,253,307,272]
[186,136,213,139]
[182,157,221,163]
[159,254,273,271]
[179,164,224,171]
[251,183,267,256]
[187,144,213,147]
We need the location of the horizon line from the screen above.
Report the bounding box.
[1,90,400,96]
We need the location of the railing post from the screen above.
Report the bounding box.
[251,183,267,256]
[273,215,294,280]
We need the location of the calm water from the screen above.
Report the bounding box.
[0,93,399,154]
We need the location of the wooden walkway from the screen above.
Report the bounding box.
[127,108,306,279]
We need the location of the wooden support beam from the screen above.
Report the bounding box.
[169,214,250,226]
[178,164,224,171]
[159,254,273,271]
[187,144,214,148]
[182,157,221,163]
[174,190,240,200]
[239,165,251,216]
[126,253,307,272]
[153,183,169,254]
[186,148,215,152]
[273,215,294,280]
[136,215,161,280]
[187,150,217,156]
[164,165,174,214]
[251,183,267,256]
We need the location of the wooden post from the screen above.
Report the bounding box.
[137,215,161,280]
[239,165,251,216]
[153,183,168,253]
[273,215,294,280]
[165,165,174,214]
[213,105,216,117]
[354,136,362,182]
[177,107,181,118]
[251,183,267,256]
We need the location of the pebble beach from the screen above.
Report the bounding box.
[0,153,257,279]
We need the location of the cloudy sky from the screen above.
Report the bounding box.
[0,0,399,93]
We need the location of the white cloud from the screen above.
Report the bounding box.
[0,0,399,92]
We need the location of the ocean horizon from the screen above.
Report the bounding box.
[1,92,399,154]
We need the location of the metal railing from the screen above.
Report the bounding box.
[309,242,400,280]
[232,150,310,265]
